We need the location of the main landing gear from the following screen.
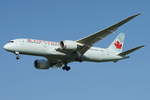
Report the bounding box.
[62,64,71,71]
[15,51,20,60]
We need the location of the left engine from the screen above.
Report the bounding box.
[34,59,49,69]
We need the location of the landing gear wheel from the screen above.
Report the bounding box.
[62,66,66,70]
[15,52,20,60]
[62,66,71,71]
[62,63,71,71]
[66,66,71,71]
[16,56,20,60]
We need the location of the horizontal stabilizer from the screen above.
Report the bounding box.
[118,45,144,56]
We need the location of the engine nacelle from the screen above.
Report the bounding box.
[60,40,78,50]
[34,59,49,69]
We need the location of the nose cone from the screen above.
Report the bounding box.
[3,43,11,51]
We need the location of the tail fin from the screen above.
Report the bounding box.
[108,33,125,53]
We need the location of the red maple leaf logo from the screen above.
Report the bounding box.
[114,41,122,49]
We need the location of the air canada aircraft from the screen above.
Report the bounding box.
[3,13,144,71]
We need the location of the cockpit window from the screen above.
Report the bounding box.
[9,40,14,43]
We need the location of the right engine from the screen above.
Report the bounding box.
[34,59,50,69]
[60,40,78,51]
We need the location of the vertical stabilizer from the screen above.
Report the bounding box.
[108,33,125,53]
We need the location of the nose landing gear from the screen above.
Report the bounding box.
[15,52,20,60]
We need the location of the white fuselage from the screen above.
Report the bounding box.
[3,14,142,70]
[3,38,123,63]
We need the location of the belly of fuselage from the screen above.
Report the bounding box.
[82,49,121,62]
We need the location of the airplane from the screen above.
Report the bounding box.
[3,13,144,71]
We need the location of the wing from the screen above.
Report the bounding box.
[76,13,140,54]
